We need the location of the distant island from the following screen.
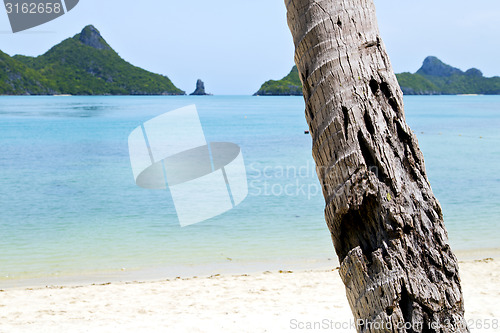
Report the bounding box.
[253,66,302,96]
[0,25,184,95]
[254,56,500,96]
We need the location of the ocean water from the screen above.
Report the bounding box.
[0,95,499,287]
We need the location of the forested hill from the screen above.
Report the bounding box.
[397,56,500,95]
[0,25,184,95]
[254,57,500,96]
[253,66,302,96]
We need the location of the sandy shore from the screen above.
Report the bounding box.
[0,258,498,333]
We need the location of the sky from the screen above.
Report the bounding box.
[1,0,500,95]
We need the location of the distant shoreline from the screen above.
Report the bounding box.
[2,248,499,290]
[1,93,498,97]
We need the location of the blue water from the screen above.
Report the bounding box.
[0,96,499,286]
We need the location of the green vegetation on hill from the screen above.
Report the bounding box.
[255,57,500,96]
[395,72,438,95]
[0,25,184,95]
[0,50,55,94]
[397,56,500,95]
[254,66,302,96]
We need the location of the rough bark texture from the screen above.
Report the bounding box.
[285,0,469,332]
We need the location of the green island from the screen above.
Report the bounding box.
[255,56,500,96]
[253,66,303,96]
[0,25,184,95]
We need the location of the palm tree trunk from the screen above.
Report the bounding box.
[285,0,469,331]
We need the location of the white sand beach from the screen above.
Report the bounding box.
[0,258,498,333]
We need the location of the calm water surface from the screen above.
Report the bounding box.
[0,95,499,286]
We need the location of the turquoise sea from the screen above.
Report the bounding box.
[1,96,499,287]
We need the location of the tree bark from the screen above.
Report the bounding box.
[285,0,469,332]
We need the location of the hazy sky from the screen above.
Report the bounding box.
[1,0,499,95]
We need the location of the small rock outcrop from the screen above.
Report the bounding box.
[190,79,210,95]
[79,25,111,50]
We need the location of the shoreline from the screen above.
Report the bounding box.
[1,257,339,291]
[2,247,499,291]
[0,257,498,332]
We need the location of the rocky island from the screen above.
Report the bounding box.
[0,25,184,95]
[255,57,500,95]
[190,79,211,95]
